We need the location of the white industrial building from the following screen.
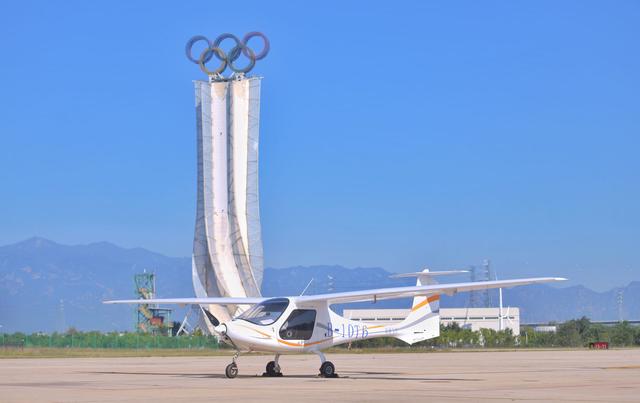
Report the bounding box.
[344,307,521,336]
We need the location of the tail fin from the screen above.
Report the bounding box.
[390,269,465,345]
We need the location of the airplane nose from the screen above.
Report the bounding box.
[214,323,227,335]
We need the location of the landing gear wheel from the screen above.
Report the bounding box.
[319,361,337,378]
[264,360,282,377]
[225,363,238,379]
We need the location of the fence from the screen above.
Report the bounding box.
[1,332,219,350]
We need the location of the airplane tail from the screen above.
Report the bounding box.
[390,269,466,345]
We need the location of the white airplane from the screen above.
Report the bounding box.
[105,270,565,378]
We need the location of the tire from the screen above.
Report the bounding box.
[319,361,335,377]
[225,363,238,379]
[266,360,280,376]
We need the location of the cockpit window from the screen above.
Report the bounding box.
[236,298,289,326]
[280,309,317,340]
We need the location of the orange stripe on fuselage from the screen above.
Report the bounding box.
[410,294,440,312]
[277,337,334,347]
[238,325,334,347]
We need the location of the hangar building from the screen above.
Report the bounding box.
[344,307,521,335]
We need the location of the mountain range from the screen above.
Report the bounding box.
[1,237,637,333]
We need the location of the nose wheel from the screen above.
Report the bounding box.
[225,363,238,378]
[225,352,240,379]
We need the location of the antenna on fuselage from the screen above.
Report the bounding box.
[300,278,314,296]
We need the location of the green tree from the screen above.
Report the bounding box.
[555,320,583,347]
[610,321,634,346]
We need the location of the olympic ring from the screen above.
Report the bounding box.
[242,32,270,60]
[185,35,212,64]
[212,33,242,60]
[228,45,256,73]
[198,47,227,76]
[185,32,269,76]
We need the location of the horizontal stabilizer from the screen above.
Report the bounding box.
[390,270,469,278]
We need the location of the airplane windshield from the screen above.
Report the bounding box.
[236,298,289,326]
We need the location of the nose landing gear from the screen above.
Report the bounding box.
[225,362,238,378]
[225,352,240,379]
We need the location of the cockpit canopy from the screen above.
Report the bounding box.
[235,298,290,326]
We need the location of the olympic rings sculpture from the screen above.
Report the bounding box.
[185,32,270,77]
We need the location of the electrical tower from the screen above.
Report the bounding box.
[469,266,480,307]
[468,260,494,308]
[56,298,66,333]
[482,259,493,307]
[617,289,624,322]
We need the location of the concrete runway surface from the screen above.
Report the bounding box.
[1,350,638,402]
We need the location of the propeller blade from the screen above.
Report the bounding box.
[201,307,220,327]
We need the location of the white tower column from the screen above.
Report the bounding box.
[192,77,264,330]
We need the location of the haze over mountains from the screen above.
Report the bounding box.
[1,238,638,333]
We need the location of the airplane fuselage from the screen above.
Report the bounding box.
[218,298,402,354]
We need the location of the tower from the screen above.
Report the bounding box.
[134,271,172,335]
[468,260,493,308]
[186,33,269,328]
[617,289,624,322]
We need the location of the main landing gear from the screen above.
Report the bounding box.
[225,351,337,378]
[225,352,240,379]
[319,361,336,377]
[315,351,338,378]
[263,354,283,377]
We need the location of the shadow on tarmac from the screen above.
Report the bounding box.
[88,371,482,382]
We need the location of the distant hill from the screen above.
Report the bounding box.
[0,237,193,333]
[1,238,637,333]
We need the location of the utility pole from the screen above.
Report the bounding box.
[497,271,504,332]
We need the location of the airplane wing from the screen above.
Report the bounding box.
[294,277,566,304]
[103,297,265,305]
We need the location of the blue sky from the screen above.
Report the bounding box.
[0,1,638,291]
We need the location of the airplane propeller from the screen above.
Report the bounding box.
[202,307,220,327]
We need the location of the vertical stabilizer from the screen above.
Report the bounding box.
[394,269,441,344]
[388,269,467,344]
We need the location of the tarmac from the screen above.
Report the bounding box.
[1,349,638,402]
